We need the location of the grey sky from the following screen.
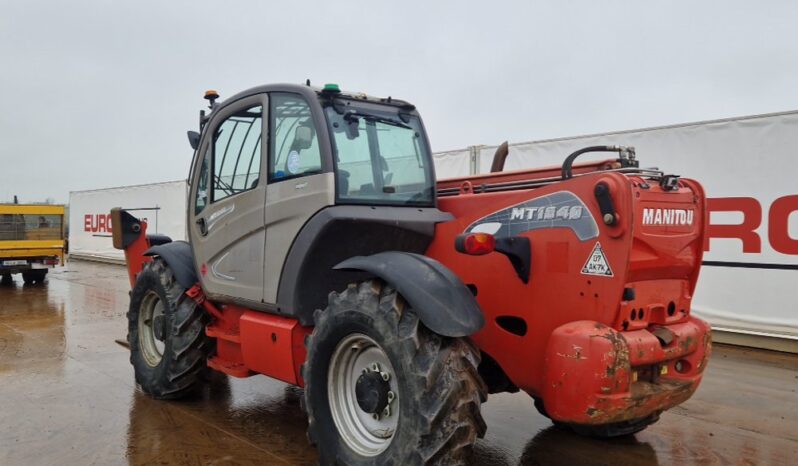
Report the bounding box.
[2,1,797,203]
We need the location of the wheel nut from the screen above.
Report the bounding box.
[381,372,390,382]
[372,413,379,420]
[387,391,395,402]
[372,362,380,372]
[383,406,391,417]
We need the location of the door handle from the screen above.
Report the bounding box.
[196,217,208,236]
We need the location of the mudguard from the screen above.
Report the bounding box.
[144,241,198,289]
[334,251,485,337]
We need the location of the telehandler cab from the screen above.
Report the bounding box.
[113,83,711,465]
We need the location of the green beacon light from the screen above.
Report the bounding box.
[322,83,341,94]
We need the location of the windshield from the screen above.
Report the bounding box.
[324,101,435,206]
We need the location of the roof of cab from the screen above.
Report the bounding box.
[210,83,416,115]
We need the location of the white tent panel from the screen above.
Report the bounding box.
[69,180,188,262]
[432,149,472,179]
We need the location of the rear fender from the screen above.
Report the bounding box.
[334,251,484,337]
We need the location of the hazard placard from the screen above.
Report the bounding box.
[581,242,613,277]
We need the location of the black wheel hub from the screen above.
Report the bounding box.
[355,370,390,414]
[153,314,166,341]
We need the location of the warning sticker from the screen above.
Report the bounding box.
[581,242,613,277]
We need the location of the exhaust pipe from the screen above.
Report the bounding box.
[490,141,510,172]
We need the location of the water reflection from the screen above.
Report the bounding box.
[123,369,663,466]
[471,423,659,466]
[1,262,789,466]
[125,374,317,464]
[0,276,66,372]
[124,376,232,465]
[519,426,659,465]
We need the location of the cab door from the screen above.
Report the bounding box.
[261,92,334,304]
[188,94,268,303]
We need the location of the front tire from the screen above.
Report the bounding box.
[303,280,487,465]
[127,258,211,399]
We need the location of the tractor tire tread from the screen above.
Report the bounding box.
[304,279,486,465]
[128,258,211,400]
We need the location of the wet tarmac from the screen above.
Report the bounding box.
[1,260,797,465]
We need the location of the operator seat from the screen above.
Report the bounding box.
[338,169,350,196]
[334,149,350,196]
[357,156,391,195]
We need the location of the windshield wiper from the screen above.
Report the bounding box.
[343,110,412,129]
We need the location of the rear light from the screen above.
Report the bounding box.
[43,258,59,265]
[455,233,496,256]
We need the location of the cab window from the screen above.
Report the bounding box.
[324,103,434,206]
[269,93,322,181]
[212,105,263,202]
[194,147,210,215]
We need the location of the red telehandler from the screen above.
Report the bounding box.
[112,83,711,465]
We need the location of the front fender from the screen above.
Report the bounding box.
[334,252,484,337]
[144,241,198,289]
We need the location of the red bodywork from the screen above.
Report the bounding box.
[185,285,311,385]
[429,161,711,424]
[121,220,153,288]
[120,160,711,427]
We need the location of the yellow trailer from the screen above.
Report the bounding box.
[0,204,66,285]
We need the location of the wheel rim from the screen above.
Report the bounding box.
[138,291,166,367]
[328,333,399,457]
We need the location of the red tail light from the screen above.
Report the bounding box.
[455,233,496,256]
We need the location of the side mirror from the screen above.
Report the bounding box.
[187,131,201,150]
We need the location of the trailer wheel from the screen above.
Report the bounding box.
[303,280,487,465]
[22,269,47,285]
[0,273,12,286]
[127,258,211,399]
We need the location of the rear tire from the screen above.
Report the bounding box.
[303,280,487,465]
[22,269,47,285]
[127,258,211,399]
[0,273,12,285]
